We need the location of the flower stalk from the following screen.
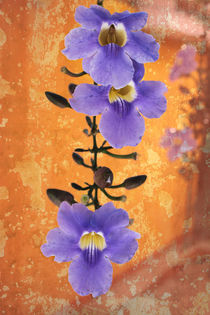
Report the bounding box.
[61,66,87,77]
[102,150,138,160]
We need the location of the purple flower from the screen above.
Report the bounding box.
[41,202,140,297]
[70,61,167,148]
[170,45,197,81]
[160,127,197,161]
[62,5,159,89]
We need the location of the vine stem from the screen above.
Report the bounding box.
[102,150,137,160]
[92,116,100,210]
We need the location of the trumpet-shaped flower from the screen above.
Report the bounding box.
[70,61,167,148]
[170,45,197,81]
[160,127,197,161]
[62,5,159,89]
[41,202,140,297]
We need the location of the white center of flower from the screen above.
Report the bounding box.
[79,231,106,251]
[108,81,137,103]
[98,22,127,47]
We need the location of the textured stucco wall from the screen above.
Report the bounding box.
[0,0,209,314]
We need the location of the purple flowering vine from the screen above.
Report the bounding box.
[42,1,167,298]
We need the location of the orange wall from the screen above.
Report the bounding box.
[0,0,209,314]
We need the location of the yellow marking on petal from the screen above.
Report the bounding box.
[98,23,127,47]
[109,82,136,103]
[80,231,106,251]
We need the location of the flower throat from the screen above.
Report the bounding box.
[98,23,127,47]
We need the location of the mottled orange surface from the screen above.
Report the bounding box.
[0,0,209,314]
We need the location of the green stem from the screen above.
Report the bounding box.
[99,146,113,151]
[82,163,92,169]
[78,186,90,191]
[61,66,87,77]
[102,150,137,160]
[89,116,100,210]
[107,183,125,189]
[101,188,126,201]
[97,0,104,6]
[92,116,98,171]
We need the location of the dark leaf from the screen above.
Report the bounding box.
[46,188,74,206]
[83,129,89,135]
[45,91,71,108]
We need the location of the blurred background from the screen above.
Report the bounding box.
[0,0,209,314]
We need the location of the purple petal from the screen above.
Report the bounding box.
[70,84,110,116]
[75,5,111,30]
[160,130,173,148]
[90,44,134,89]
[170,46,197,81]
[168,146,181,161]
[104,227,140,264]
[125,31,159,63]
[68,253,113,297]
[82,55,95,73]
[132,60,145,83]
[169,64,183,81]
[92,202,129,234]
[135,81,167,118]
[41,228,80,262]
[182,129,196,150]
[113,12,148,30]
[111,10,130,19]
[57,202,92,238]
[99,106,145,148]
[62,28,99,60]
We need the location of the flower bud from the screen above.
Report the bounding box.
[45,91,71,108]
[132,152,138,160]
[94,167,113,189]
[83,129,89,136]
[80,194,89,205]
[68,83,77,95]
[72,152,84,165]
[124,175,147,190]
[47,188,74,206]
